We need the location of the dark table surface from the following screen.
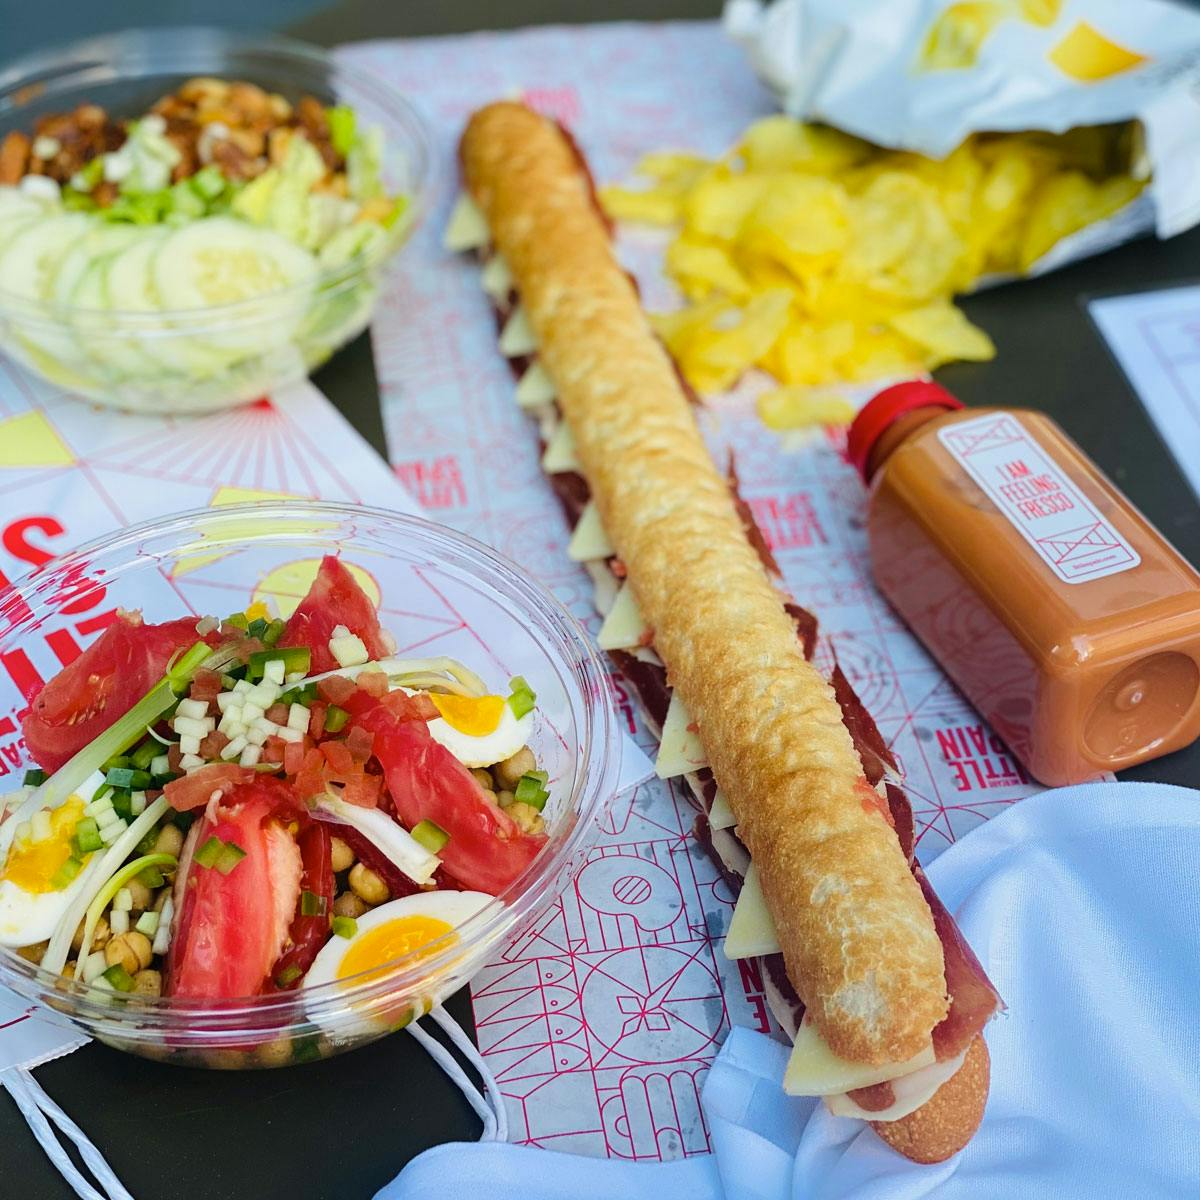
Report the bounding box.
[9,4,1200,1199]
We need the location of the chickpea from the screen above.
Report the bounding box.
[495,790,516,809]
[15,940,46,964]
[72,914,109,953]
[470,767,495,790]
[105,931,153,975]
[125,877,152,913]
[348,863,389,906]
[333,891,368,919]
[132,969,162,998]
[256,1037,293,1068]
[330,837,354,873]
[505,802,546,836]
[62,961,77,980]
[492,747,537,792]
[153,824,184,858]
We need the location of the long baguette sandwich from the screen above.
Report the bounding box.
[451,101,1002,1163]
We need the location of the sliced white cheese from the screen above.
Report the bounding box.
[583,559,620,617]
[825,1045,969,1122]
[723,863,781,960]
[499,306,538,356]
[481,254,514,302]
[783,1021,936,1098]
[567,501,614,561]
[516,361,557,408]
[443,194,489,252]
[541,420,580,473]
[710,825,751,879]
[597,583,649,651]
[655,691,708,779]
[708,788,736,831]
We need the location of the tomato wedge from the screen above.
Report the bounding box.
[270,823,335,991]
[277,556,390,675]
[167,779,303,1001]
[22,613,217,774]
[353,700,546,895]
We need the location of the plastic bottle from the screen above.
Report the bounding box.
[847,380,1200,786]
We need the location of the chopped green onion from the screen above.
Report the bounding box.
[291,1033,322,1062]
[194,836,224,869]
[226,612,249,631]
[150,773,178,790]
[279,682,318,706]
[110,791,133,820]
[246,617,269,640]
[189,164,226,199]
[91,782,113,804]
[73,818,102,855]
[167,641,214,694]
[214,842,247,875]
[101,755,132,772]
[327,104,357,157]
[138,865,165,889]
[410,819,449,854]
[106,767,151,790]
[171,810,197,833]
[135,910,160,936]
[262,618,285,648]
[102,964,135,993]
[129,740,159,771]
[514,770,550,811]
[300,889,327,917]
[324,705,349,734]
[22,769,46,787]
[275,964,302,987]
[332,915,357,940]
[248,646,310,681]
[507,676,537,719]
[50,856,83,890]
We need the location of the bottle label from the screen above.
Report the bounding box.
[938,414,1141,585]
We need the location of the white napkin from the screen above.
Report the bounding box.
[379,781,1200,1198]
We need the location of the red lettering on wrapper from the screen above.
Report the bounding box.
[746,493,827,551]
[936,723,1028,791]
[395,456,467,510]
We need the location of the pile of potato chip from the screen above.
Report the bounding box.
[600,117,1145,428]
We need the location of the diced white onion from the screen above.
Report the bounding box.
[112,888,133,913]
[215,692,238,713]
[239,744,262,768]
[263,659,285,686]
[287,704,309,732]
[241,702,264,723]
[109,910,129,935]
[175,699,209,720]
[31,809,52,843]
[151,900,173,956]
[135,910,159,936]
[129,792,146,817]
[217,710,243,735]
[221,735,248,761]
[276,727,303,744]
[85,797,113,819]
[233,680,253,696]
[246,726,269,747]
[82,950,108,983]
[247,684,279,708]
[179,754,205,771]
[172,716,213,739]
[330,633,369,669]
[178,734,201,756]
[150,755,170,777]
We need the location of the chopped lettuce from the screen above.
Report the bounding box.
[106,117,182,196]
[327,105,357,159]
[347,126,384,202]
[318,221,387,269]
[232,135,326,245]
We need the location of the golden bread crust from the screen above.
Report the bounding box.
[460,101,947,1064]
[872,1035,990,1163]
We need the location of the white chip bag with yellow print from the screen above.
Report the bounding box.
[726,0,1200,246]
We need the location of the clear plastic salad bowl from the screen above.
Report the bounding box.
[0,29,430,415]
[0,502,620,1068]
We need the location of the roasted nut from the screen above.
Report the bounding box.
[180,77,230,105]
[505,802,546,836]
[228,81,270,118]
[332,891,368,919]
[15,940,47,965]
[125,877,152,912]
[348,863,389,906]
[268,126,294,167]
[268,93,293,121]
[330,837,354,873]
[105,931,153,975]
[0,131,30,184]
[492,747,537,792]
[132,969,162,998]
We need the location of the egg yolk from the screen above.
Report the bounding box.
[1,798,87,893]
[336,915,457,986]
[430,693,506,737]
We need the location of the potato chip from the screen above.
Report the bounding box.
[1018,0,1062,27]
[603,114,1146,405]
[887,301,996,367]
[918,2,1009,72]
[757,387,856,431]
[665,237,752,301]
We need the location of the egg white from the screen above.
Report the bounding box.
[426,703,533,769]
[0,770,106,948]
[303,889,495,1032]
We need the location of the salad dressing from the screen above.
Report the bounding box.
[849,381,1200,786]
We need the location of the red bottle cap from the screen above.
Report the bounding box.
[846,380,964,481]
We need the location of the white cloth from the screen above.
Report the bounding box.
[378,781,1200,1198]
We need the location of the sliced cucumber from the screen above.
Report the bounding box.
[72,252,161,382]
[0,214,91,301]
[50,224,142,306]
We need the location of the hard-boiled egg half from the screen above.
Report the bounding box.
[0,770,106,947]
[426,693,532,768]
[304,889,494,1031]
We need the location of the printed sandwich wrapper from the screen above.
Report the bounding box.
[726,0,1200,255]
